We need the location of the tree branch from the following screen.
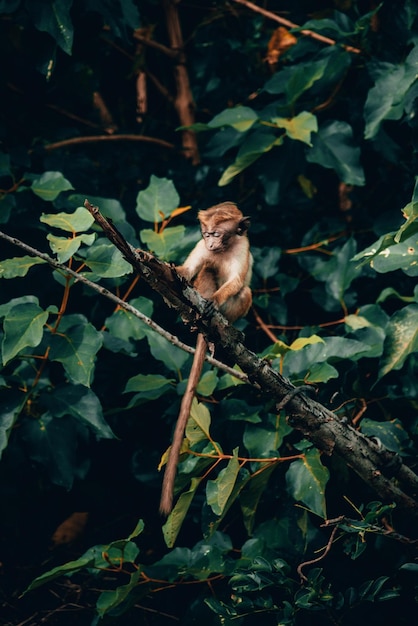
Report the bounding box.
[0,229,248,382]
[232,0,362,54]
[83,199,418,519]
[39,134,176,153]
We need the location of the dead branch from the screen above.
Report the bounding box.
[83,199,418,520]
[163,0,200,164]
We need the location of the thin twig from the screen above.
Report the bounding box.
[0,230,249,382]
[40,134,176,152]
[232,0,361,54]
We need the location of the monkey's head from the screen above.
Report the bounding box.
[198,202,250,252]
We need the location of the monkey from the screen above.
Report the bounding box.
[159,202,252,516]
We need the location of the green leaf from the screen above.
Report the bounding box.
[21,414,90,489]
[96,570,141,617]
[196,370,218,396]
[83,242,132,277]
[395,178,418,242]
[0,389,27,458]
[207,106,258,132]
[42,384,115,439]
[40,206,94,232]
[370,233,418,276]
[26,171,74,201]
[286,449,329,518]
[187,399,212,445]
[364,48,418,139]
[0,256,47,279]
[47,233,95,263]
[27,0,74,54]
[105,296,153,343]
[136,175,179,222]
[206,449,240,516]
[307,120,365,186]
[144,328,189,373]
[240,465,277,535]
[48,316,103,387]
[378,304,418,379]
[360,418,410,454]
[162,477,202,547]
[124,373,174,399]
[2,302,48,364]
[218,130,282,186]
[305,362,339,383]
[272,111,318,146]
[25,546,101,592]
[140,225,186,260]
[244,413,292,457]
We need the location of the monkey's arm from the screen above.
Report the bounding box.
[159,333,207,515]
[176,239,207,282]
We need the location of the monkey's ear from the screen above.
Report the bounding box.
[236,216,251,235]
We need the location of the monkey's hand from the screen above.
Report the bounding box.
[202,298,217,319]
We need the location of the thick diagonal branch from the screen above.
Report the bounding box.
[84,199,418,519]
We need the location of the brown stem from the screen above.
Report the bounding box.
[163,0,200,164]
[39,134,176,152]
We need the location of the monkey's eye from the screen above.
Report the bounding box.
[212,232,220,238]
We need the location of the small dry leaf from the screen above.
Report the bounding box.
[50,511,89,547]
[266,27,297,66]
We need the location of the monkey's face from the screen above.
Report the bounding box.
[200,219,236,252]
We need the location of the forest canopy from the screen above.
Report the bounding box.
[0,1,417,624]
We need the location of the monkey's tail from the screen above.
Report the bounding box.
[159,333,207,516]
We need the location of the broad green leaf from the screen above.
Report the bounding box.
[219,130,282,186]
[290,335,324,351]
[304,362,339,383]
[26,171,74,201]
[283,336,371,378]
[264,47,351,103]
[187,399,212,445]
[395,177,418,242]
[206,450,240,516]
[244,413,292,457]
[0,389,26,458]
[364,48,418,139]
[378,304,418,379]
[47,233,95,263]
[162,477,202,547]
[370,233,418,276]
[48,316,103,387]
[20,413,90,489]
[140,225,186,260]
[40,206,94,232]
[0,295,39,318]
[25,545,101,592]
[105,296,153,343]
[360,418,410,454]
[96,570,141,617]
[41,384,114,439]
[253,246,281,280]
[240,464,277,535]
[207,106,258,132]
[272,111,318,146]
[307,120,365,186]
[286,448,329,518]
[144,328,189,373]
[27,0,74,54]
[124,373,174,399]
[196,370,218,396]
[83,242,132,277]
[0,256,46,279]
[136,175,179,222]
[2,302,48,364]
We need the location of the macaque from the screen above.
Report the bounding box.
[159,202,252,516]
